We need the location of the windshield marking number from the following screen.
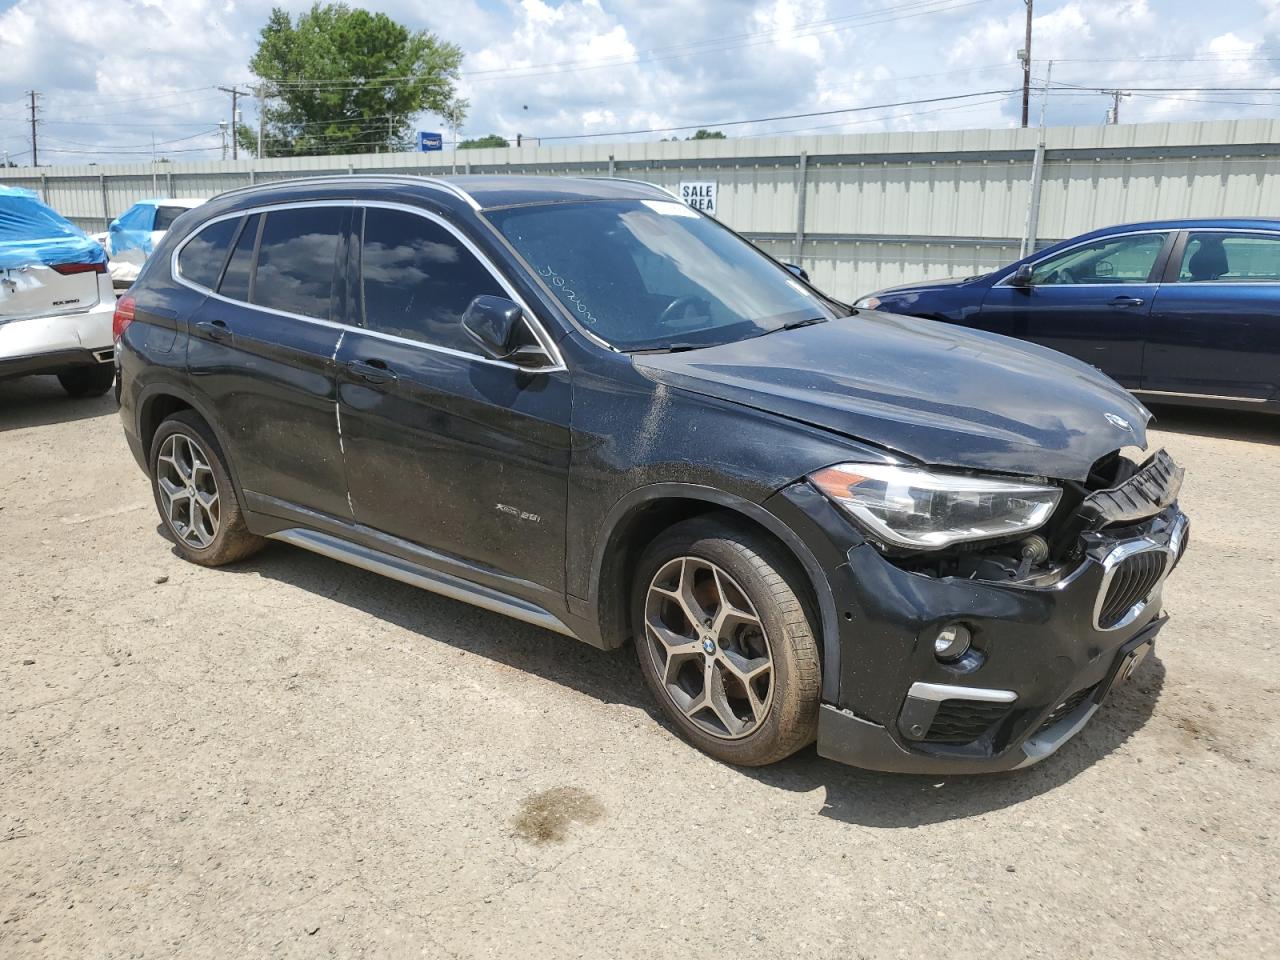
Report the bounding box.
[538,265,599,325]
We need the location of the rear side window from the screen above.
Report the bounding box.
[218,214,259,302]
[1178,232,1280,282]
[177,217,239,290]
[153,206,187,231]
[253,207,346,320]
[359,206,504,351]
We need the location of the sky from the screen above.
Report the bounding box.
[0,0,1277,165]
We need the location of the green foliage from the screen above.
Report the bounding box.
[249,3,466,157]
[458,133,509,149]
[660,129,728,142]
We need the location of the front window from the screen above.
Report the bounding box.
[1029,233,1168,285]
[485,199,835,351]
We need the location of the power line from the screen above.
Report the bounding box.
[533,89,1022,142]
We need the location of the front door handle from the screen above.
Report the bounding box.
[346,358,397,384]
[1109,296,1145,307]
[195,319,231,341]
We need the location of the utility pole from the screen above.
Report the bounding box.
[27,90,39,166]
[218,121,229,161]
[1018,0,1034,127]
[217,85,250,159]
[1103,89,1129,125]
[255,84,268,160]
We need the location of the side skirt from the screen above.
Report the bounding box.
[268,527,581,640]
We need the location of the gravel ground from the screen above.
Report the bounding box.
[1,375,1277,959]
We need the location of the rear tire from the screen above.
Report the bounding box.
[148,411,266,567]
[58,364,115,398]
[632,515,821,766]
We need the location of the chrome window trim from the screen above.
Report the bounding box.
[1133,388,1268,403]
[994,228,1173,289]
[171,198,565,373]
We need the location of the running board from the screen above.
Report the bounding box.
[268,527,579,639]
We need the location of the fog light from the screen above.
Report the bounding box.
[934,623,971,662]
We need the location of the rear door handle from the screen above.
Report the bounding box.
[195,319,231,341]
[1109,296,1145,307]
[346,358,397,384]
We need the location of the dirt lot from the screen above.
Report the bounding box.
[1,374,1277,959]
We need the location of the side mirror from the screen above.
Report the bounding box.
[1010,263,1035,288]
[783,262,810,282]
[462,295,552,368]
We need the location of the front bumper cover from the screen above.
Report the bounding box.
[767,479,1188,775]
[817,618,1164,773]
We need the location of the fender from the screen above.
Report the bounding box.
[587,481,841,702]
[134,378,250,506]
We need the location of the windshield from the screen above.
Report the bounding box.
[485,198,834,351]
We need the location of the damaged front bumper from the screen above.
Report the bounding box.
[768,462,1189,775]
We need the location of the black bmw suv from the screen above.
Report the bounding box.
[115,175,1188,773]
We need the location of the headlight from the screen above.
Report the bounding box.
[810,463,1061,550]
[854,296,881,310]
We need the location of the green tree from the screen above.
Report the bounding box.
[247,3,465,157]
[458,133,509,149]
[686,129,726,140]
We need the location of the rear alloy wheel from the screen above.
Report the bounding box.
[57,363,115,398]
[148,411,265,566]
[155,432,220,550]
[633,516,821,766]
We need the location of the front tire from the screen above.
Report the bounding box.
[148,411,265,566]
[632,516,821,766]
[58,364,115,398]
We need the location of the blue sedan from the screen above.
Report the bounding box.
[854,219,1280,413]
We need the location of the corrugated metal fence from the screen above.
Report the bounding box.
[4,119,1279,298]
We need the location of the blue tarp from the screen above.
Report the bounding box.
[0,185,107,270]
[108,200,161,257]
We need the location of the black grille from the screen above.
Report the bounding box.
[1097,549,1168,628]
[1037,684,1097,735]
[924,700,1010,744]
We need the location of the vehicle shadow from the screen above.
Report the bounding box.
[220,540,1165,827]
[0,375,116,432]
[740,657,1164,827]
[1146,402,1278,445]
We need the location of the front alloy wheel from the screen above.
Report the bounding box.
[633,516,821,766]
[644,556,774,739]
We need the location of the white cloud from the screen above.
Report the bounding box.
[0,0,1276,165]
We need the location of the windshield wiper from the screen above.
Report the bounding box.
[627,343,706,355]
[766,316,828,335]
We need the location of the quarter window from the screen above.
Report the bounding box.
[252,206,346,320]
[1178,232,1280,282]
[218,214,259,302]
[1029,233,1168,285]
[153,206,187,232]
[359,207,505,351]
[177,217,238,290]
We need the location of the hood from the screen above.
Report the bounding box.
[632,310,1151,482]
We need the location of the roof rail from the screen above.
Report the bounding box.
[211,173,479,210]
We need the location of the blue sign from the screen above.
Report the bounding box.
[418,131,443,152]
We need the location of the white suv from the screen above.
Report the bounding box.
[0,186,117,397]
